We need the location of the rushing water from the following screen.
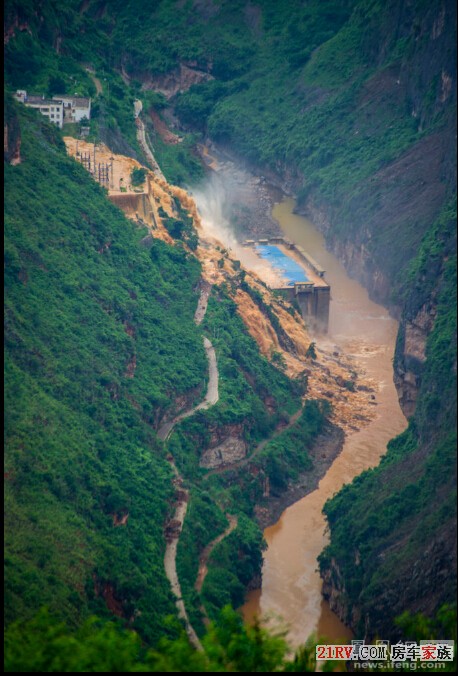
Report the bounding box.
[241,198,407,647]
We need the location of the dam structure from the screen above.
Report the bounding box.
[244,238,330,332]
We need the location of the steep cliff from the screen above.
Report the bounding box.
[160,0,456,420]
[167,0,457,637]
[319,226,456,638]
[4,93,21,165]
[295,0,456,305]
[4,101,210,644]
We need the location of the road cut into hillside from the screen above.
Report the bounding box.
[158,286,219,651]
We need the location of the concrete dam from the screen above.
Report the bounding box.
[243,238,331,332]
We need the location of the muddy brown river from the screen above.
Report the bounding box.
[241,198,407,647]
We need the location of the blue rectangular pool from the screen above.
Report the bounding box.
[255,245,309,286]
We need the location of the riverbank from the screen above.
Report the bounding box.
[254,421,344,530]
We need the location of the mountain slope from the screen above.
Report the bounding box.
[319,198,457,637]
[6,97,332,644]
[4,99,209,644]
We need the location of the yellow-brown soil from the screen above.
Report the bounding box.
[149,109,183,145]
[63,140,377,434]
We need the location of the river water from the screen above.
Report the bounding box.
[241,198,407,647]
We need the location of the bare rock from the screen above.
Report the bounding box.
[200,436,247,469]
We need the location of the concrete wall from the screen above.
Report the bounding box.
[282,286,330,333]
[108,193,147,220]
[295,287,330,333]
[313,287,330,332]
[74,105,91,123]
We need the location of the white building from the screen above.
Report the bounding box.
[14,90,91,128]
[14,90,27,103]
[53,95,91,123]
[14,91,64,128]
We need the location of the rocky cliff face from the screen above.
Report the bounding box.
[199,2,456,424]
[140,64,214,99]
[296,1,456,638]
[298,122,455,306]
[290,1,456,421]
[318,201,456,640]
[322,522,456,641]
[394,303,437,418]
[4,103,21,166]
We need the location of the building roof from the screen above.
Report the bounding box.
[73,98,91,107]
[255,244,310,285]
[26,96,61,106]
[53,95,91,107]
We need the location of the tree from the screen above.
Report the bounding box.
[48,76,67,97]
[271,350,287,371]
[4,606,322,672]
[130,167,147,186]
[305,342,317,360]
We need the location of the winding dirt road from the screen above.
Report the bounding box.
[195,515,238,594]
[194,285,210,326]
[162,472,201,649]
[157,337,218,444]
[159,287,219,651]
[134,99,166,181]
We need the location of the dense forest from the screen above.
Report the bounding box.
[4,0,457,670]
[5,96,326,636]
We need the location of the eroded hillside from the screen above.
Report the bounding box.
[66,138,379,438]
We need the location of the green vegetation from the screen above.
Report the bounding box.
[167,283,331,627]
[5,0,454,233]
[176,492,229,634]
[305,342,317,360]
[4,99,210,644]
[161,198,199,250]
[396,603,457,644]
[164,288,301,484]
[130,167,147,186]
[4,0,456,658]
[168,286,315,625]
[145,127,205,187]
[201,515,264,621]
[5,98,332,657]
[5,604,456,672]
[254,400,330,493]
[4,606,324,673]
[0,0,421,204]
[197,399,331,514]
[4,0,205,185]
[169,0,454,303]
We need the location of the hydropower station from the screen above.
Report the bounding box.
[243,237,330,332]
